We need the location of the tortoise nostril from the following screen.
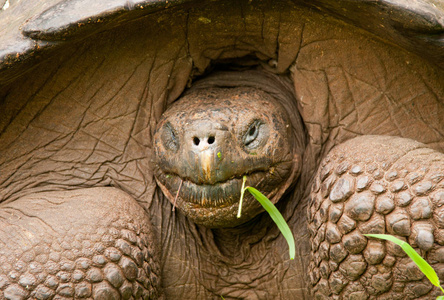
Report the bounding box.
[193,136,215,146]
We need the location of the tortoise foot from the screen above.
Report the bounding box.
[309,135,444,299]
[0,187,160,299]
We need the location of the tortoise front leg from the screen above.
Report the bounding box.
[0,187,160,299]
[309,135,444,299]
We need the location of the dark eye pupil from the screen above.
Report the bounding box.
[249,126,256,136]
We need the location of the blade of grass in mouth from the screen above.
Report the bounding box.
[238,175,295,260]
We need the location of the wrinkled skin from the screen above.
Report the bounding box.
[0,0,444,299]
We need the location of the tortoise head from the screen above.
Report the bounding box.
[153,71,303,228]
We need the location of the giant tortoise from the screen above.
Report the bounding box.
[0,0,443,299]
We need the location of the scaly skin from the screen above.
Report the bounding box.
[309,135,444,299]
[0,188,160,299]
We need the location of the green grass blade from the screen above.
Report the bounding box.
[237,176,248,218]
[246,187,295,260]
[364,234,441,288]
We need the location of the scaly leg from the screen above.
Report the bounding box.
[0,187,160,299]
[309,135,444,299]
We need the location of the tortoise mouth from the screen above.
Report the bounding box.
[154,157,299,228]
[154,167,271,208]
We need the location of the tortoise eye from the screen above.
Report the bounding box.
[244,120,261,147]
[248,125,256,137]
[161,122,179,151]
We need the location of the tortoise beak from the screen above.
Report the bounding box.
[199,149,215,182]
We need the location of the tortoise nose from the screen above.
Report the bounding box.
[186,120,223,152]
[191,134,217,151]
